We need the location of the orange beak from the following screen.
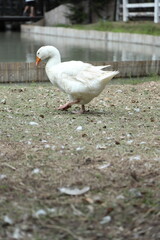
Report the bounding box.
[36,56,41,66]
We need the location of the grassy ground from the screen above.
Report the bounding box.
[0,78,160,240]
[55,21,160,36]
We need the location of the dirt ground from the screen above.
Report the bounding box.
[0,79,160,240]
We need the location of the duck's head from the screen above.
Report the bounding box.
[36,46,61,66]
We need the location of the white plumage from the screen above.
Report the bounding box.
[36,45,119,113]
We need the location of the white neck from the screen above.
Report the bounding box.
[46,52,61,70]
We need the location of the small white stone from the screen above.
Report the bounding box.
[32,168,40,174]
[76,126,83,131]
[96,144,107,150]
[116,89,123,93]
[4,215,13,225]
[34,209,47,218]
[76,146,85,151]
[129,188,142,197]
[134,108,140,112]
[1,99,6,104]
[116,194,125,200]
[97,121,102,124]
[129,155,141,161]
[0,174,7,180]
[29,121,39,126]
[100,215,111,224]
[47,208,56,213]
[127,140,133,145]
[98,163,111,169]
[44,144,50,148]
[12,228,22,239]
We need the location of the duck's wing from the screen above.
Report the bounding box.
[49,61,118,93]
[51,61,93,84]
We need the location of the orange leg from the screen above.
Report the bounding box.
[58,100,79,111]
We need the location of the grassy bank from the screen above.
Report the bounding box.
[0,78,160,239]
[56,21,160,36]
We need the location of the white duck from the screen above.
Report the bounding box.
[36,45,119,113]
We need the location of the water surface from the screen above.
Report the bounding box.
[0,31,160,63]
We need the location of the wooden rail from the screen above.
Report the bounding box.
[0,60,160,83]
[0,16,43,22]
[123,0,160,23]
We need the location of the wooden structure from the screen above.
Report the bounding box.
[0,61,160,83]
[0,0,44,30]
[0,16,43,22]
[122,0,160,23]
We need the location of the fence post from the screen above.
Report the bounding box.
[154,0,159,23]
[123,0,128,22]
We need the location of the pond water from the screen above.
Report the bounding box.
[0,31,160,63]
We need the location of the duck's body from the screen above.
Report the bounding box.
[36,46,119,113]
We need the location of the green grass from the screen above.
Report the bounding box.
[54,21,160,36]
[112,75,160,85]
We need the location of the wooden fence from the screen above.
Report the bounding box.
[0,60,160,83]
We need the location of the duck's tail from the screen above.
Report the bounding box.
[102,70,119,84]
[95,65,111,70]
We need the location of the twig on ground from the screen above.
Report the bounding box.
[1,163,16,170]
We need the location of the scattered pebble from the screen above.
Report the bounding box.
[76,126,83,131]
[96,144,107,150]
[134,108,140,112]
[154,158,160,162]
[47,208,56,213]
[1,99,6,104]
[27,141,32,145]
[100,215,111,224]
[129,188,142,198]
[97,120,102,124]
[126,133,132,138]
[129,155,141,161]
[51,145,56,150]
[31,168,41,174]
[12,228,22,239]
[29,121,39,126]
[127,140,134,145]
[34,209,47,218]
[44,144,50,149]
[144,162,152,169]
[3,215,14,225]
[116,194,125,200]
[59,186,90,196]
[0,174,7,180]
[116,89,123,93]
[98,163,111,169]
[76,146,85,151]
